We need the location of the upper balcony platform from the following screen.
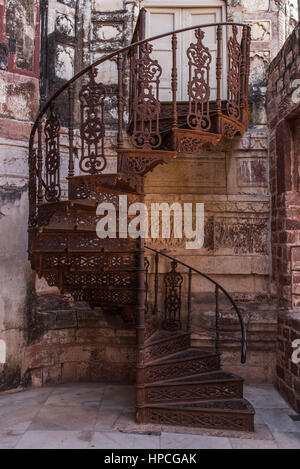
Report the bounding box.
[126,18,251,155]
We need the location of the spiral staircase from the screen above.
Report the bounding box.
[27,17,255,431]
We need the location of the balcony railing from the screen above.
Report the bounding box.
[28,21,251,228]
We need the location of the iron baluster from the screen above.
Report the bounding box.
[215,285,220,355]
[117,53,124,148]
[132,41,162,149]
[187,267,192,332]
[240,26,247,125]
[187,28,212,131]
[145,257,150,314]
[216,25,222,117]
[68,83,75,177]
[172,32,178,130]
[37,119,43,204]
[227,25,242,120]
[79,66,107,174]
[28,138,37,227]
[44,102,61,202]
[163,260,183,331]
[245,27,251,114]
[152,251,159,316]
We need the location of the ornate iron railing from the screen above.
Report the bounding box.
[145,246,247,364]
[28,21,251,227]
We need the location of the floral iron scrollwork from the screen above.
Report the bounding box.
[79,67,107,174]
[44,102,61,202]
[163,260,183,331]
[132,42,162,149]
[187,28,212,132]
[227,25,242,120]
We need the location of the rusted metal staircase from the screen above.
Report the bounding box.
[28,18,254,431]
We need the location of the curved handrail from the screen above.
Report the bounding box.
[29,21,250,142]
[145,245,247,364]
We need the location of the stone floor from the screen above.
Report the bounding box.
[0,383,299,449]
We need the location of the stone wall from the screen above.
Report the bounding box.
[267,20,300,411]
[277,311,300,412]
[18,0,140,387]
[0,0,39,390]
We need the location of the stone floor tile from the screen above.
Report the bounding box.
[15,431,92,449]
[229,438,278,449]
[244,385,290,409]
[0,431,24,449]
[0,387,54,408]
[161,432,232,449]
[95,408,123,430]
[28,404,98,431]
[273,432,300,449]
[101,385,135,408]
[0,405,41,432]
[256,409,300,433]
[45,384,105,408]
[89,431,160,449]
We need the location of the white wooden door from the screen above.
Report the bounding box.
[145,6,226,101]
[145,8,182,101]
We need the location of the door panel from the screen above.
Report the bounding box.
[145,7,227,102]
[146,8,182,101]
[182,8,225,101]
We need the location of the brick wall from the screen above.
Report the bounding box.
[267,21,300,412]
[277,312,300,412]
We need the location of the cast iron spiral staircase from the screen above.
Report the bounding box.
[27,17,255,431]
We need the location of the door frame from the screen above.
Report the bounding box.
[142,0,226,15]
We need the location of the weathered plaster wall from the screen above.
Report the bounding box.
[0,0,39,390]
[0,0,299,390]
[20,0,140,387]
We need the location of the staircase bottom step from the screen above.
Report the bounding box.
[137,399,255,432]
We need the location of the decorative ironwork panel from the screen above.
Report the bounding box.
[227,25,242,120]
[147,408,253,431]
[163,260,183,331]
[132,42,162,149]
[34,234,138,252]
[41,253,137,271]
[143,334,189,362]
[71,287,136,306]
[145,381,243,403]
[187,29,212,131]
[44,103,61,202]
[79,67,107,174]
[144,355,220,383]
[28,145,37,226]
[63,271,137,288]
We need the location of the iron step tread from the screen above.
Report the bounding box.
[145,371,243,387]
[41,225,97,233]
[30,248,139,254]
[68,175,143,194]
[143,398,255,414]
[38,200,99,210]
[143,329,188,347]
[145,347,219,366]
